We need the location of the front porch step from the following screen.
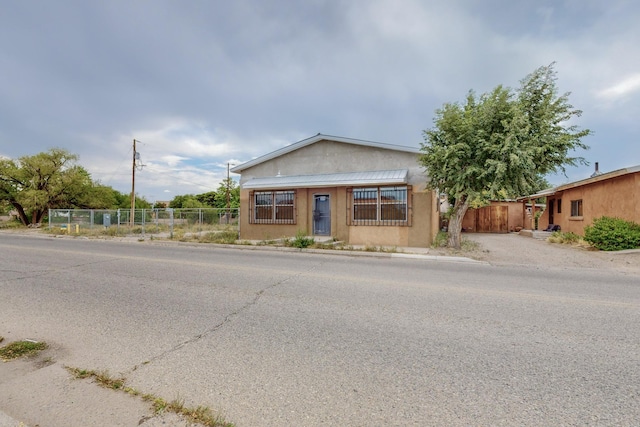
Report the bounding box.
[519,230,553,240]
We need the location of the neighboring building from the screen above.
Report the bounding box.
[230,134,439,247]
[520,164,640,234]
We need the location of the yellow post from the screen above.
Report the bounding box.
[75,224,79,234]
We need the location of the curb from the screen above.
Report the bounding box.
[1,231,489,265]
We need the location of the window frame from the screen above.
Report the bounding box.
[570,199,583,217]
[250,190,296,224]
[349,185,411,226]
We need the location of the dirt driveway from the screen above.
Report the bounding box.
[458,232,640,274]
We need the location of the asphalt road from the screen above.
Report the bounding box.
[1,234,639,426]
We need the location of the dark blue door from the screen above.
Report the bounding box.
[313,195,331,235]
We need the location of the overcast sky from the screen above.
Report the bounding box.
[1,0,639,201]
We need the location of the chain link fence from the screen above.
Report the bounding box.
[48,208,239,238]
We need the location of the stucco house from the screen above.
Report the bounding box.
[230,134,439,247]
[520,164,640,234]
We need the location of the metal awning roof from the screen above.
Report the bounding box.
[516,187,557,201]
[243,169,409,190]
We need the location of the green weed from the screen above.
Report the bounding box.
[198,230,238,244]
[548,231,581,244]
[286,230,315,248]
[0,340,47,361]
[431,231,449,248]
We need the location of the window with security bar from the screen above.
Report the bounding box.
[352,186,409,225]
[251,190,295,224]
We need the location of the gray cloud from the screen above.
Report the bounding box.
[1,0,638,198]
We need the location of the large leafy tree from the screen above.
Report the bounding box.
[0,148,113,226]
[421,64,591,248]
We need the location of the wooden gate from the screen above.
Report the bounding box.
[475,205,509,233]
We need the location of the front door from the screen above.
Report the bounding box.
[313,195,330,235]
[548,199,555,225]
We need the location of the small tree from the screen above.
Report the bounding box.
[169,194,206,209]
[195,191,217,207]
[213,178,240,211]
[421,64,591,248]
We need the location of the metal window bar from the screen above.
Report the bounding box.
[275,191,295,223]
[352,186,408,226]
[252,190,295,224]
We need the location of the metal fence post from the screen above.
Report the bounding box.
[169,208,174,239]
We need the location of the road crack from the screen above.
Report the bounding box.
[133,259,325,370]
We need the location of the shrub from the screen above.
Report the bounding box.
[288,230,315,249]
[583,216,640,251]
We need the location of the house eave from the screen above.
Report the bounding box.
[517,164,640,201]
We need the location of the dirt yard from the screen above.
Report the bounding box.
[451,232,640,274]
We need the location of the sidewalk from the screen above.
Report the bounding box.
[0,410,21,427]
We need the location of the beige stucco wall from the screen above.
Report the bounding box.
[236,139,437,247]
[238,183,435,246]
[237,140,426,183]
[540,172,640,235]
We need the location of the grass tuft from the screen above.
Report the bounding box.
[283,230,315,248]
[431,231,449,248]
[548,231,583,245]
[0,340,47,361]
[198,230,238,244]
[66,366,235,427]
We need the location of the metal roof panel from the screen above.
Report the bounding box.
[243,169,409,189]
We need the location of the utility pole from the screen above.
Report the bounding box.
[130,139,136,227]
[226,162,231,215]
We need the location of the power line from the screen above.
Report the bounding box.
[143,164,232,191]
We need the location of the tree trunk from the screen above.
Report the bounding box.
[11,202,29,226]
[447,196,470,249]
[34,208,46,225]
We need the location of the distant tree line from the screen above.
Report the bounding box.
[0,148,238,227]
[167,178,239,210]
